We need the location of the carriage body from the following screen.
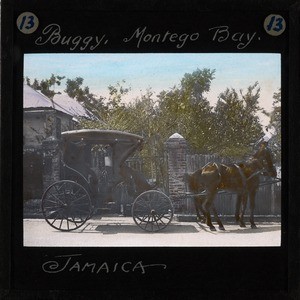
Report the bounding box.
[41,129,174,232]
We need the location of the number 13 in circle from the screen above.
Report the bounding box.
[16,12,39,34]
[264,14,286,36]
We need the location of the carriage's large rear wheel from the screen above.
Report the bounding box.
[41,180,93,231]
[132,190,174,232]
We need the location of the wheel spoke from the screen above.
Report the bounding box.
[44,199,60,205]
[48,191,66,206]
[70,216,79,226]
[70,194,89,203]
[153,215,161,230]
[136,214,149,224]
[144,215,152,230]
[135,201,150,210]
[50,215,60,225]
[59,217,64,229]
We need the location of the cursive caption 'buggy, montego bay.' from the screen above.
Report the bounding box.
[34,24,259,51]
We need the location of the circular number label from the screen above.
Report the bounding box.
[264,14,286,36]
[16,12,39,34]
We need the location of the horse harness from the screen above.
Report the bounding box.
[233,163,263,192]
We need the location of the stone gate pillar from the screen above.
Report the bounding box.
[42,138,61,190]
[165,133,188,213]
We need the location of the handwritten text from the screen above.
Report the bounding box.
[42,254,167,275]
[209,25,257,49]
[35,24,108,51]
[123,26,200,49]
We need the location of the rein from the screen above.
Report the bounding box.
[233,152,274,190]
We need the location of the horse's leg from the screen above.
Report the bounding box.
[203,190,217,231]
[194,199,201,221]
[249,190,257,229]
[193,196,203,222]
[211,203,225,230]
[238,194,247,228]
[198,196,207,223]
[235,194,242,223]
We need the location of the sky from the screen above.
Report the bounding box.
[24,53,281,127]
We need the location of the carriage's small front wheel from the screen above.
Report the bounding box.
[132,190,174,232]
[41,180,93,231]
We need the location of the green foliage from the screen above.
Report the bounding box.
[265,89,281,163]
[26,69,279,170]
[213,82,263,157]
[107,80,131,109]
[156,68,216,153]
[64,77,105,121]
[181,68,215,104]
[25,74,65,99]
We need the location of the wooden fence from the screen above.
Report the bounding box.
[123,149,281,217]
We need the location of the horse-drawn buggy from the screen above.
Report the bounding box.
[41,129,174,232]
[41,129,279,234]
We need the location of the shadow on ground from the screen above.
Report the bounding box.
[93,223,199,234]
[196,222,281,234]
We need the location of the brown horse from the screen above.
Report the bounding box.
[185,143,277,231]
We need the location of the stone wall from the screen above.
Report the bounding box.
[41,138,61,191]
[165,133,188,212]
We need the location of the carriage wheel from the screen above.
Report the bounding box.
[41,180,93,231]
[132,190,174,232]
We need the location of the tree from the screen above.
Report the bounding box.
[25,74,65,99]
[107,80,131,109]
[124,90,168,186]
[264,89,281,163]
[214,82,263,157]
[76,80,136,131]
[156,68,216,153]
[64,77,106,122]
[181,68,215,105]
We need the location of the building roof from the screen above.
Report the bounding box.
[23,84,54,109]
[23,84,92,119]
[53,94,91,119]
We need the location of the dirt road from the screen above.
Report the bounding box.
[23,217,281,247]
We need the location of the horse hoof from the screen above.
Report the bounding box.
[210,226,216,231]
[219,226,225,231]
[239,223,246,228]
[251,224,257,229]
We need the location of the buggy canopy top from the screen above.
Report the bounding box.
[61,129,144,168]
[61,129,143,145]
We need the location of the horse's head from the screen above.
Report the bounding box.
[253,143,277,178]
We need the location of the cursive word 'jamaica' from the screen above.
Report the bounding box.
[209,25,257,49]
[123,26,200,49]
[42,254,167,275]
[35,24,108,51]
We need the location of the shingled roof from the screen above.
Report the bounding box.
[23,84,92,119]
